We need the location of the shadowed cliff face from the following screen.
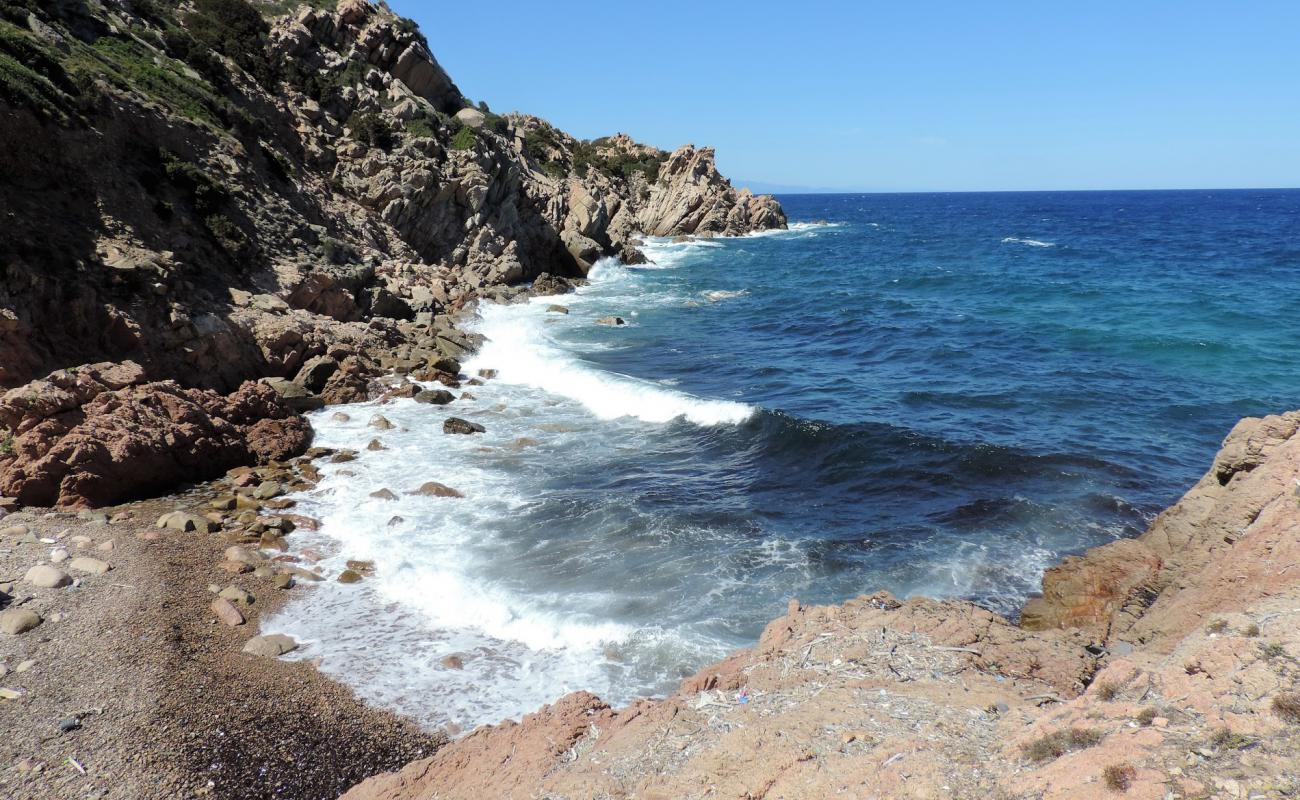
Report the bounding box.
[0,0,785,391]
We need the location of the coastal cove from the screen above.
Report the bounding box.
[268,189,1300,732]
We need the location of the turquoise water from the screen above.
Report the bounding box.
[272,189,1300,730]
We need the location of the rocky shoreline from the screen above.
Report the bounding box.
[2,2,1297,799]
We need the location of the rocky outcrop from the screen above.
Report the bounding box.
[1021,411,1300,650]
[345,413,1300,800]
[0,364,311,508]
[0,0,784,394]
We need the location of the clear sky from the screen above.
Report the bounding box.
[393,0,1300,193]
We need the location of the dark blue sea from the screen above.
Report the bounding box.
[271,189,1300,730]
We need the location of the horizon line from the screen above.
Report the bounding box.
[745,185,1300,196]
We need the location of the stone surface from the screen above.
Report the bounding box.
[408,482,464,498]
[23,564,71,589]
[68,556,111,575]
[1,608,42,635]
[242,633,298,657]
[210,597,245,626]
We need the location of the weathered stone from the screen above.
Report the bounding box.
[210,597,245,626]
[68,556,110,575]
[595,316,626,327]
[23,564,71,588]
[337,569,363,583]
[409,481,464,498]
[0,608,41,635]
[370,488,398,501]
[218,586,254,605]
[242,633,297,657]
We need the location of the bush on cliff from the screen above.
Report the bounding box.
[450,125,477,151]
[347,111,395,150]
[184,0,274,87]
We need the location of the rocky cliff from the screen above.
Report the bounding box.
[344,414,1300,799]
[0,0,784,505]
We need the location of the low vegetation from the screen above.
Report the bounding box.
[450,125,476,151]
[347,111,395,150]
[1273,692,1300,723]
[1022,727,1104,762]
[1102,763,1136,792]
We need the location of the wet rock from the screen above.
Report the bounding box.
[366,438,387,451]
[273,573,294,590]
[369,488,398,501]
[476,369,498,380]
[1,608,42,635]
[414,389,454,405]
[370,415,395,430]
[595,316,626,326]
[443,417,485,435]
[409,481,464,498]
[545,305,569,315]
[337,569,363,584]
[331,412,351,423]
[68,557,111,575]
[242,633,298,657]
[210,597,245,626]
[441,655,464,669]
[24,564,71,588]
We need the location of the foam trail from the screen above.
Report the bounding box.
[465,270,754,426]
[1001,236,1056,248]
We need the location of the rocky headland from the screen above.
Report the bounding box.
[1,2,1297,800]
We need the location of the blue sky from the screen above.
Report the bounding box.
[394,1,1300,192]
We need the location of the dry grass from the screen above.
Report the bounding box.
[1135,707,1158,726]
[1206,618,1228,634]
[1103,763,1136,791]
[1022,728,1104,762]
[1273,692,1300,723]
[1209,726,1256,750]
[1096,680,1120,701]
[1243,623,1261,637]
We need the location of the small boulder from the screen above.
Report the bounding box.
[337,569,363,584]
[210,597,245,626]
[366,438,387,451]
[253,481,283,500]
[242,633,298,657]
[0,608,42,635]
[414,389,455,405]
[68,557,111,575]
[369,415,395,430]
[443,417,485,435]
[546,305,569,315]
[23,565,71,589]
[596,316,626,326]
[218,586,254,605]
[369,488,398,501]
[477,369,498,379]
[409,482,464,498]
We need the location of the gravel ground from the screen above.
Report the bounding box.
[0,491,442,800]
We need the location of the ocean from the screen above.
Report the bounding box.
[266,189,1300,732]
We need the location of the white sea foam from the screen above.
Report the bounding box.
[1001,236,1056,248]
[701,289,749,302]
[465,268,754,426]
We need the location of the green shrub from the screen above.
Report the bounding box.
[450,125,476,151]
[347,111,394,149]
[394,15,427,48]
[205,213,246,255]
[185,0,273,87]
[404,116,436,139]
[482,111,509,135]
[160,150,229,214]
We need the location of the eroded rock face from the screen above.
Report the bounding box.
[0,366,311,508]
[1022,411,1300,649]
